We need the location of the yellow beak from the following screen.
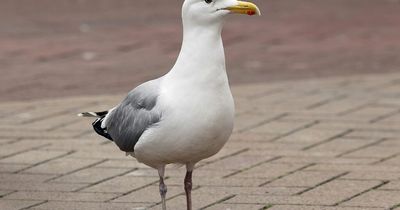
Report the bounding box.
[225,1,261,16]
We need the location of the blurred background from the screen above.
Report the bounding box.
[1,0,399,102]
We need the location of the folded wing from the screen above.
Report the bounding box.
[105,79,162,152]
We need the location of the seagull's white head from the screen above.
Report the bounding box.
[182,0,261,28]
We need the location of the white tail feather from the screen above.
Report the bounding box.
[77,112,100,117]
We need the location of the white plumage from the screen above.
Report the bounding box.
[79,0,260,209]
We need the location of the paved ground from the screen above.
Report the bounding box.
[1,72,400,210]
[1,0,400,101]
[1,0,400,209]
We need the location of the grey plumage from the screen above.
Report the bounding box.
[105,79,162,152]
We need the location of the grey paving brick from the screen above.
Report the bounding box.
[265,170,345,188]
[149,191,232,210]
[0,150,70,165]
[0,182,87,192]
[50,167,131,184]
[3,191,119,202]
[268,205,384,210]
[0,163,30,173]
[81,176,158,193]
[299,179,382,205]
[341,190,400,208]
[205,203,265,210]
[0,70,399,209]
[0,140,50,158]
[380,181,400,191]
[24,158,101,175]
[0,173,55,183]
[343,171,400,181]
[0,200,45,210]
[29,201,151,210]
[112,185,183,203]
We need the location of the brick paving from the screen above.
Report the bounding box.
[1,73,400,210]
[1,0,400,102]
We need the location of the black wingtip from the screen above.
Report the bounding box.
[78,111,109,118]
[92,118,113,141]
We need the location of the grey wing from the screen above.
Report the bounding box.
[105,79,162,152]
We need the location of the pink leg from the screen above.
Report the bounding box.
[184,170,192,210]
[158,166,167,210]
[185,163,194,210]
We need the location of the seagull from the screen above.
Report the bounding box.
[78,0,260,209]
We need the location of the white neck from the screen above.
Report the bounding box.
[167,22,228,86]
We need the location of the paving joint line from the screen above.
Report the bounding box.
[335,138,388,158]
[199,194,236,210]
[36,48,82,63]
[246,87,287,100]
[337,102,373,116]
[73,168,138,192]
[44,159,109,182]
[268,204,332,208]
[237,113,289,133]
[20,102,97,125]
[0,105,36,119]
[355,128,400,133]
[269,120,319,142]
[227,202,332,207]
[20,200,48,210]
[15,150,76,174]
[106,179,161,202]
[0,135,72,140]
[379,189,400,192]
[258,163,316,187]
[389,203,400,210]
[3,198,133,204]
[364,78,400,92]
[306,94,347,110]
[222,156,282,178]
[339,178,383,181]
[0,143,52,160]
[371,152,400,165]
[333,180,390,206]
[369,109,400,123]
[46,117,84,132]
[340,135,378,140]
[0,190,17,199]
[0,138,21,145]
[196,148,249,169]
[260,204,274,209]
[374,102,400,108]
[72,129,93,138]
[295,171,350,195]
[302,129,353,151]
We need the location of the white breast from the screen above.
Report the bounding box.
[133,77,235,168]
[133,22,234,168]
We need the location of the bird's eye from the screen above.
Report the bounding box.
[205,0,213,4]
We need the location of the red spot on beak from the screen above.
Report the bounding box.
[247,10,256,16]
